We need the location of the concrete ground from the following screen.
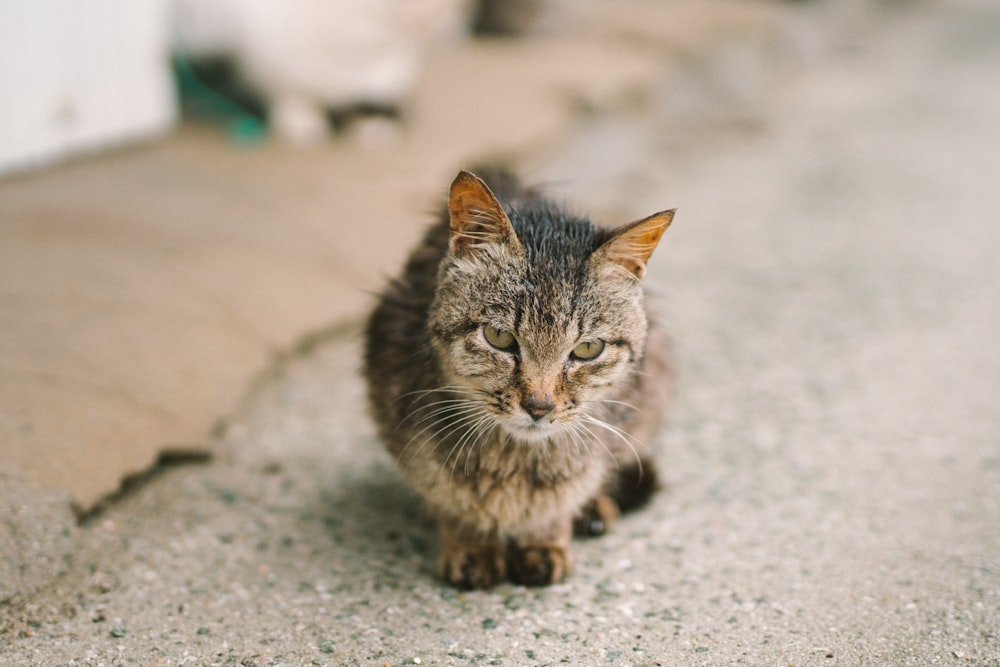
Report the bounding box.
[3,0,1000,665]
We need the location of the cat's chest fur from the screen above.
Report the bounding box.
[404,423,611,535]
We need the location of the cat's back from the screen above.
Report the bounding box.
[362,211,446,428]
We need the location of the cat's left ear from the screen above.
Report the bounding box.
[448,171,522,256]
[596,209,675,280]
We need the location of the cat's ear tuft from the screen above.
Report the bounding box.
[598,209,675,280]
[448,171,520,256]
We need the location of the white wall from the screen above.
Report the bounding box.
[0,0,176,176]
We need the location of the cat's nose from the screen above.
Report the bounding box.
[521,395,555,421]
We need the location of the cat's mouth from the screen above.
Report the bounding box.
[502,415,565,443]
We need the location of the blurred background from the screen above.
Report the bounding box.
[2,0,864,174]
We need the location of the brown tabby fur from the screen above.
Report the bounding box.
[364,167,674,589]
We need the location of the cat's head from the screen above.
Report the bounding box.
[428,170,673,443]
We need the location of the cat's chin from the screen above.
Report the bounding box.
[502,420,566,444]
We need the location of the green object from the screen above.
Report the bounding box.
[228,116,267,145]
[172,55,268,146]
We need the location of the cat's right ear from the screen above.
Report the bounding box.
[448,171,521,256]
[596,209,675,280]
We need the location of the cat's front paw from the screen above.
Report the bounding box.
[573,493,621,537]
[438,544,506,590]
[509,545,570,587]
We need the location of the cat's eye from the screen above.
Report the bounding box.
[483,324,516,351]
[572,340,605,361]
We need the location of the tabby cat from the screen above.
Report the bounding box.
[364,168,674,588]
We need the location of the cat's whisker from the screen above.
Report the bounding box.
[562,422,592,462]
[400,403,486,461]
[584,414,645,448]
[600,398,643,413]
[390,387,450,409]
[583,412,642,445]
[416,404,482,446]
[445,413,483,470]
[576,421,618,469]
[395,397,480,443]
[459,416,498,477]
[401,389,490,423]
[431,402,488,444]
[401,399,482,429]
[442,412,495,481]
[402,403,483,443]
[423,411,489,473]
[402,401,478,425]
[392,384,489,408]
[581,414,645,474]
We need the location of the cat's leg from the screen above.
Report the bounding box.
[574,457,660,537]
[573,492,621,537]
[508,516,573,586]
[612,455,660,512]
[436,516,506,590]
